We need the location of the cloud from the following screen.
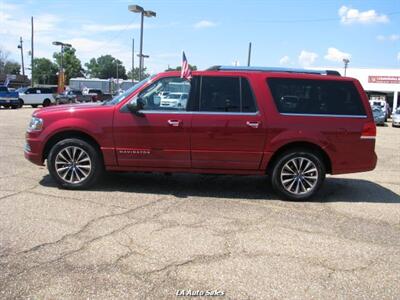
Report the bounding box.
[298,50,318,67]
[377,34,400,41]
[194,20,217,29]
[339,6,389,24]
[279,55,290,65]
[324,47,351,63]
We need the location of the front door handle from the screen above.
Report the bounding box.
[168,119,182,127]
[246,121,260,129]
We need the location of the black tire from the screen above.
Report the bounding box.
[31,104,38,108]
[19,99,24,108]
[11,105,18,109]
[47,138,103,189]
[269,149,325,201]
[3,104,10,109]
[43,99,51,107]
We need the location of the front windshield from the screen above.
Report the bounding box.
[103,75,156,105]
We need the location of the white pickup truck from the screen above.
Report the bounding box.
[19,87,56,108]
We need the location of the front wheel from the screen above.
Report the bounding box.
[270,149,325,201]
[47,138,103,189]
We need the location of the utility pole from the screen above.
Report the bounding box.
[116,62,119,92]
[17,37,25,77]
[131,38,135,82]
[247,42,252,67]
[31,16,34,86]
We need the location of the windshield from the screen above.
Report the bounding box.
[103,75,156,105]
[396,108,400,114]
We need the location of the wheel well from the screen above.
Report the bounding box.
[43,130,103,162]
[266,142,332,174]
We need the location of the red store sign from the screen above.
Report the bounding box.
[368,76,400,84]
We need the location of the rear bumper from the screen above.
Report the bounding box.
[332,151,377,175]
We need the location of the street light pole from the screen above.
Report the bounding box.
[53,41,71,93]
[17,37,25,77]
[343,58,350,76]
[131,38,134,82]
[128,5,156,81]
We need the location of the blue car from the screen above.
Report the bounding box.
[0,86,20,109]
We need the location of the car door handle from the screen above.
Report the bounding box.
[167,120,182,127]
[246,121,260,128]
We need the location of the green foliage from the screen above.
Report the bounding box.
[53,47,84,83]
[33,58,58,85]
[0,47,21,75]
[165,64,197,72]
[85,55,127,79]
[126,67,150,81]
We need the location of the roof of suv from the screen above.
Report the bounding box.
[206,65,341,76]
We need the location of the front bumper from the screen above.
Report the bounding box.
[0,99,19,106]
[393,119,400,127]
[24,132,45,166]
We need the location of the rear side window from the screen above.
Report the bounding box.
[267,78,366,116]
[199,76,257,113]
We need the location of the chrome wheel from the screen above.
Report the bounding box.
[55,146,92,184]
[280,157,318,195]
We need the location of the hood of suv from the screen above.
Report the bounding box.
[33,102,103,116]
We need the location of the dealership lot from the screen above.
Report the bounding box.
[0,108,399,299]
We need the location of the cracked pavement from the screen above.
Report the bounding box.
[0,108,399,299]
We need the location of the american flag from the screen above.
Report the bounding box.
[180,51,192,80]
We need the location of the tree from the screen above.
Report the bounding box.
[85,55,127,79]
[165,64,197,72]
[0,47,21,75]
[33,58,58,84]
[53,47,84,83]
[127,67,150,81]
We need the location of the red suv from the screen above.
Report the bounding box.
[25,66,377,200]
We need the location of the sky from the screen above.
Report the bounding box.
[0,0,399,77]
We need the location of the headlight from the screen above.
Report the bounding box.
[28,117,43,132]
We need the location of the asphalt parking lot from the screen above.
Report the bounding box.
[0,107,399,299]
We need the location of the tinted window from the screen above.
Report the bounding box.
[0,87,8,92]
[267,78,366,116]
[200,77,240,112]
[241,78,257,112]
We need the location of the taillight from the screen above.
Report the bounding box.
[361,121,376,139]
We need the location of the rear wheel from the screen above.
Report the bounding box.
[11,104,18,109]
[43,99,51,107]
[270,149,325,201]
[47,138,103,189]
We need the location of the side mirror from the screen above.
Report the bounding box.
[127,97,145,116]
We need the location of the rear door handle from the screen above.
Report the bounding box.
[246,121,260,129]
[167,119,182,127]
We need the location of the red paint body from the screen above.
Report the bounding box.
[25,70,377,176]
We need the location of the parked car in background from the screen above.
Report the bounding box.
[83,89,112,102]
[392,107,400,127]
[372,106,386,126]
[19,87,55,108]
[25,67,378,201]
[370,99,390,121]
[56,90,93,104]
[160,92,188,109]
[0,86,19,109]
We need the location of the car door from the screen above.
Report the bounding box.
[190,76,266,170]
[113,76,192,168]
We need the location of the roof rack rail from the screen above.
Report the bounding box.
[205,65,341,76]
